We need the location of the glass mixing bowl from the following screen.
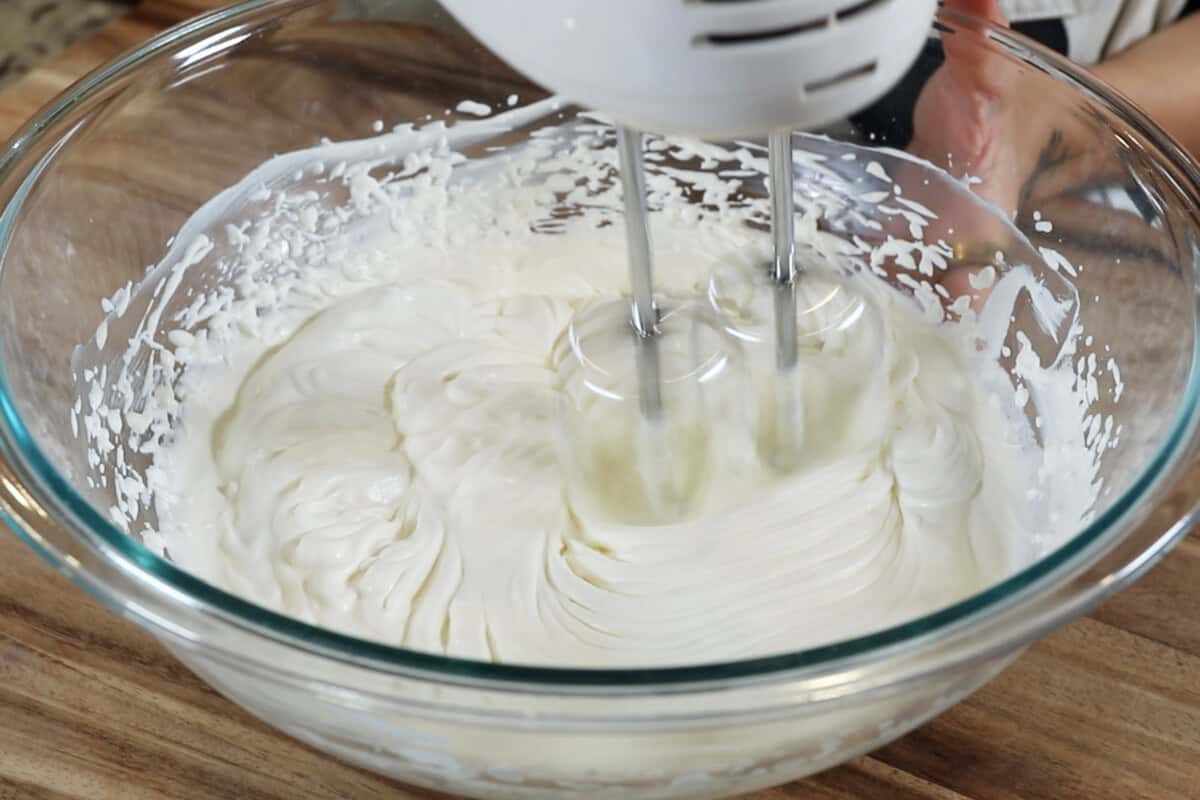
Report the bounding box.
[2,2,1200,798]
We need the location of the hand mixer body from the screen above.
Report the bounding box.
[439,0,938,138]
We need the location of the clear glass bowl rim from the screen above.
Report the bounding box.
[1,0,1199,690]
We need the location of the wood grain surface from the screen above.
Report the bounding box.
[1,3,1199,799]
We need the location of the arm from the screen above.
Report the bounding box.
[1091,13,1200,159]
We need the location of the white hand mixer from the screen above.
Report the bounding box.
[442,0,938,516]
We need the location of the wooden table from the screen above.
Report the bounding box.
[1,3,1199,798]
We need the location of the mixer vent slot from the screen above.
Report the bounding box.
[835,0,888,24]
[694,0,889,47]
[804,61,877,93]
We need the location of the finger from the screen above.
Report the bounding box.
[940,0,1012,98]
[942,0,1007,25]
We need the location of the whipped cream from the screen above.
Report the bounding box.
[75,101,1110,667]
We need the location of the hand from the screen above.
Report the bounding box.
[905,0,1041,311]
[909,0,1025,213]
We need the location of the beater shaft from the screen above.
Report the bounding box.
[769,131,799,371]
[768,130,802,468]
[616,125,664,421]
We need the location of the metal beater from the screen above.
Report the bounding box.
[440,0,939,514]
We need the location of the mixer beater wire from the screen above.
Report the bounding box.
[614,125,805,472]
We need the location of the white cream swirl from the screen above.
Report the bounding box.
[152,206,1036,667]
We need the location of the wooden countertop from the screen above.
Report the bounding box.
[0,0,133,92]
[1,3,1199,798]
